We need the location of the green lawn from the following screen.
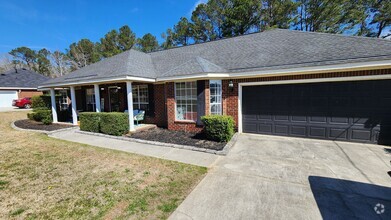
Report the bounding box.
[0,112,206,219]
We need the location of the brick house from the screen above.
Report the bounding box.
[40,29,391,144]
[0,68,48,107]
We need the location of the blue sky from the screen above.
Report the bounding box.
[0,0,206,53]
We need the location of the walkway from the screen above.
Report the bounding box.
[49,129,221,168]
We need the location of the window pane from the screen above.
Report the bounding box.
[175,82,198,121]
[210,80,222,115]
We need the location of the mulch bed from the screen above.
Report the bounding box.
[128,128,226,151]
[14,119,75,131]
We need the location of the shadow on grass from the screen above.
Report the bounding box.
[309,176,391,219]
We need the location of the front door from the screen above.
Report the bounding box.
[108,87,120,112]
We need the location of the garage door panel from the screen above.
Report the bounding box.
[275,125,289,135]
[309,127,327,138]
[292,115,307,122]
[242,79,391,144]
[258,123,273,134]
[351,129,372,141]
[291,126,306,137]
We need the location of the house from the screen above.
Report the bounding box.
[39,29,391,144]
[0,68,49,107]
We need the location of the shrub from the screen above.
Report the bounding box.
[79,112,100,133]
[31,96,48,108]
[32,109,52,122]
[100,113,129,136]
[41,115,53,125]
[27,113,35,120]
[201,115,235,142]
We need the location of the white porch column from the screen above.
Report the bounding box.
[94,84,101,112]
[70,86,78,125]
[126,81,135,131]
[50,88,58,123]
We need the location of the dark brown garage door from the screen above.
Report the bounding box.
[242,80,391,144]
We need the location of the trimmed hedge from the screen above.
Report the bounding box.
[79,112,101,133]
[100,113,129,136]
[28,108,52,125]
[79,112,129,136]
[201,115,235,142]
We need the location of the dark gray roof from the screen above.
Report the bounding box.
[161,56,227,77]
[43,49,156,85]
[0,69,49,88]
[42,29,391,86]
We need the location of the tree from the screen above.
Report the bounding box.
[191,3,217,43]
[9,47,37,70]
[51,50,72,77]
[118,25,136,50]
[221,0,262,37]
[100,25,137,57]
[35,49,52,76]
[100,29,121,58]
[161,28,175,49]
[67,39,100,69]
[137,33,159,52]
[367,0,391,38]
[173,17,193,46]
[260,0,297,30]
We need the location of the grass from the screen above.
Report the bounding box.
[0,112,207,219]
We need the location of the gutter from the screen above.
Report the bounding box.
[39,60,391,88]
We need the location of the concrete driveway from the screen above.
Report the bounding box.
[170,134,391,220]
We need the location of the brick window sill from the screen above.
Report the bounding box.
[174,120,196,124]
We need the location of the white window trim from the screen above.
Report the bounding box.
[132,85,149,110]
[174,81,198,122]
[209,80,222,115]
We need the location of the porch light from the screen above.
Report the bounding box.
[117,86,122,90]
[100,88,104,91]
[228,80,234,91]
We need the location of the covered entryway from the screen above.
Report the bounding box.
[0,90,18,107]
[241,79,391,144]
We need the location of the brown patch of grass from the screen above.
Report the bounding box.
[0,112,207,219]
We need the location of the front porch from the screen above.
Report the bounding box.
[49,81,155,132]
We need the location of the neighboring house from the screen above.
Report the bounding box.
[40,29,391,144]
[0,68,49,107]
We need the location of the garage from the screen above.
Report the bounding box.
[241,79,391,144]
[0,90,18,107]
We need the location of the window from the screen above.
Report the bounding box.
[210,80,222,115]
[58,90,69,111]
[132,85,149,110]
[86,88,96,111]
[175,82,197,121]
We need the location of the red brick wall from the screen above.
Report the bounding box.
[145,84,167,127]
[222,68,391,128]
[18,90,42,99]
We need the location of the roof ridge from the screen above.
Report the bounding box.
[149,29,281,54]
[285,28,391,42]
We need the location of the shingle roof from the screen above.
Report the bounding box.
[43,49,156,85]
[161,57,227,77]
[0,68,49,88]
[42,29,391,86]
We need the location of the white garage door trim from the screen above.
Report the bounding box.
[0,90,18,107]
[238,74,391,133]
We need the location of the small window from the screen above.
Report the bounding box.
[175,82,197,121]
[132,85,149,111]
[86,88,96,111]
[59,90,69,111]
[210,80,222,115]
